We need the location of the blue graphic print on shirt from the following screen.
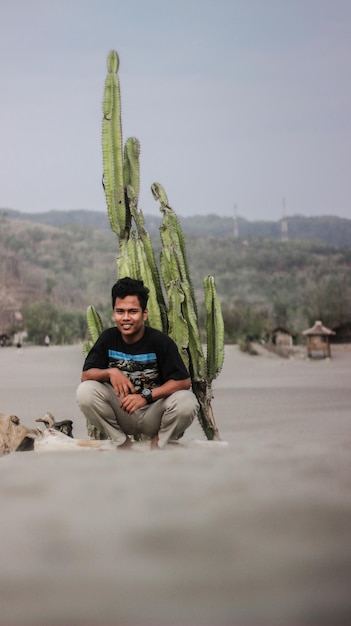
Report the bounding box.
[108,349,159,391]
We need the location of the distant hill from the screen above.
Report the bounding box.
[0,208,111,230]
[1,209,351,342]
[1,208,350,247]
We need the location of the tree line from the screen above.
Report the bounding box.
[2,209,351,247]
[1,213,350,345]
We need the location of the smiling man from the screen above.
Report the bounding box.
[76,277,198,450]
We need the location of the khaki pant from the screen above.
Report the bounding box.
[76,381,199,448]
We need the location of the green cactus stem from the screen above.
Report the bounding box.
[166,281,190,369]
[135,238,163,331]
[153,184,206,380]
[127,185,168,332]
[86,305,103,344]
[205,275,225,380]
[123,137,141,203]
[102,50,129,239]
[191,380,219,440]
[192,276,224,440]
[152,184,223,440]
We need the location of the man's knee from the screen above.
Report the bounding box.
[164,390,198,419]
[76,380,100,408]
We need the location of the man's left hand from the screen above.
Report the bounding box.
[119,393,146,414]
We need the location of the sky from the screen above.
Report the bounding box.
[0,0,350,221]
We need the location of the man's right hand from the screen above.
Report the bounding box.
[108,369,136,398]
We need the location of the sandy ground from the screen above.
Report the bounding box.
[0,342,350,625]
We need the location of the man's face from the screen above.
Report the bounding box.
[113,295,148,343]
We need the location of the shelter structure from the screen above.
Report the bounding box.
[302,320,335,358]
[271,326,296,347]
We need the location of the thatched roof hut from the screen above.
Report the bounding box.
[302,320,335,358]
[271,326,297,347]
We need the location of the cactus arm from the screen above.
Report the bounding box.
[115,209,163,332]
[181,281,206,380]
[122,138,140,238]
[102,50,129,239]
[135,239,163,331]
[167,281,189,369]
[204,275,225,381]
[154,184,198,317]
[117,238,133,278]
[151,181,169,206]
[126,185,168,332]
[124,137,141,203]
[166,210,196,311]
[128,188,166,297]
[83,340,93,357]
[153,182,222,439]
[160,244,180,289]
[155,184,205,379]
[192,277,224,440]
[86,305,104,344]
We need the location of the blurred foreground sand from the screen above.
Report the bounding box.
[0,343,350,625]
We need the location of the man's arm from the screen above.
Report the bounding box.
[150,377,191,402]
[81,368,110,383]
[119,377,191,414]
[81,368,136,397]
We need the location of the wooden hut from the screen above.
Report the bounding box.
[302,320,336,358]
[271,326,296,347]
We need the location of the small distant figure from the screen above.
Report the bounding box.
[44,334,50,347]
[16,340,22,354]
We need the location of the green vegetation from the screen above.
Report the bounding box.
[1,211,351,346]
[185,236,351,339]
[22,301,87,345]
[0,213,117,320]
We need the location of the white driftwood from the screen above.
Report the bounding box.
[1,411,229,456]
[34,429,116,452]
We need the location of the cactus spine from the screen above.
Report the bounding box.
[87,50,224,440]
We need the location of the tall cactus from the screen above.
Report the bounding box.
[87,50,224,440]
[102,50,129,240]
[152,183,223,439]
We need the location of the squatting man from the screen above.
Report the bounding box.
[77,277,199,450]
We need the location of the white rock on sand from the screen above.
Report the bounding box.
[0,343,350,625]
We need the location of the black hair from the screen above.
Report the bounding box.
[111,277,150,311]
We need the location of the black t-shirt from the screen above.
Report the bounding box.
[83,326,189,393]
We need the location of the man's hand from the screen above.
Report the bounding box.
[109,369,135,398]
[120,393,146,414]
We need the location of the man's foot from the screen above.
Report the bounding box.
[150,435,160,450]
[117,436,133,450]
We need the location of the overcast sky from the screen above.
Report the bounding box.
[0,0,350,221]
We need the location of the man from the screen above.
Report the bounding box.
[76,277,199,450]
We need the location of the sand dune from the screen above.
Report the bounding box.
[0,343,350,625]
